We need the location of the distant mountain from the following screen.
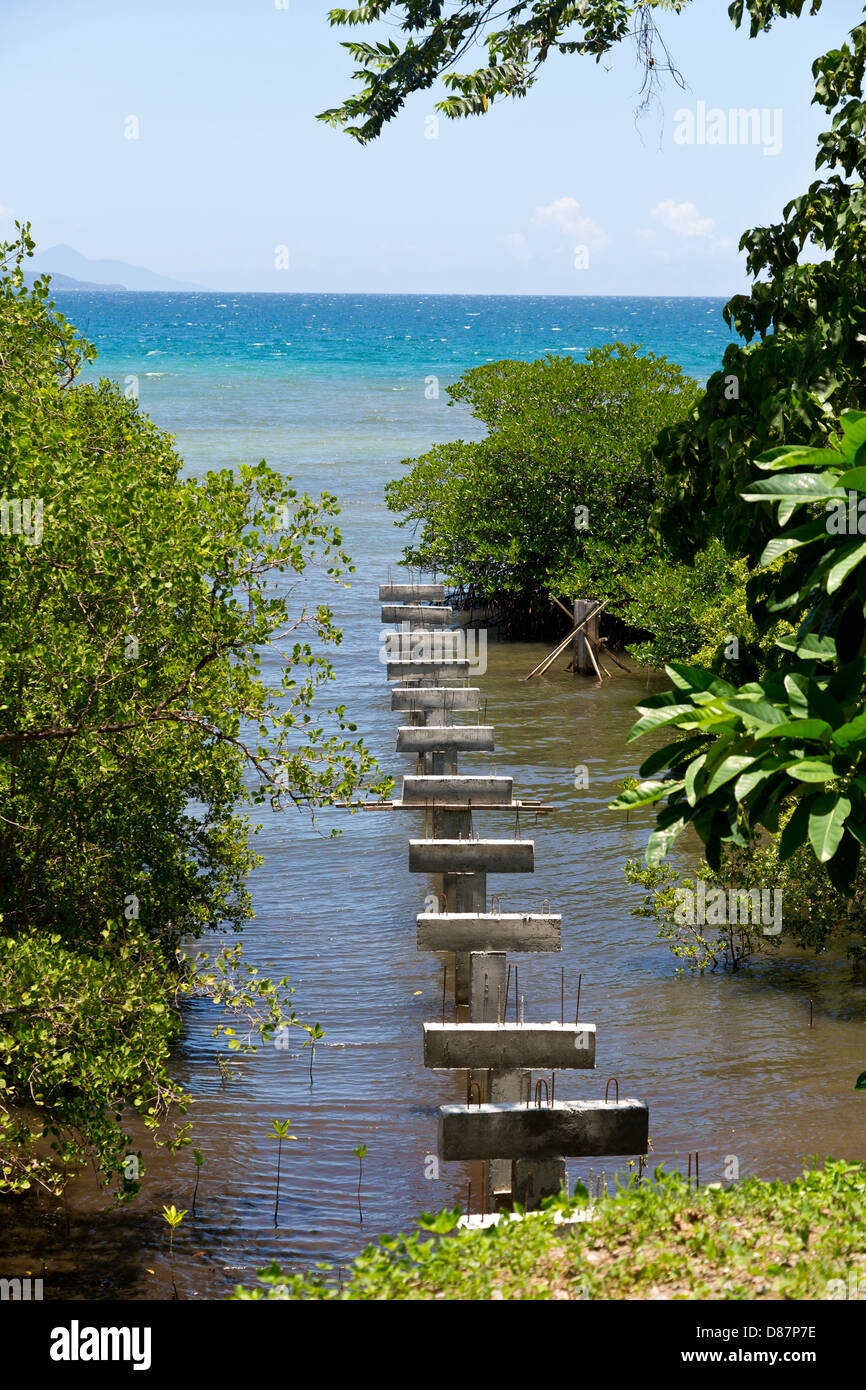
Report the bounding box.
[29,245,207,292]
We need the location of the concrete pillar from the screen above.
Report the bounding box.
[468,952,506,1204]
[430,751,458,775]
[452,871,485,1005]
[511,1160,567,1211]
[469,953,506,1024]
[488,1070,530,1210]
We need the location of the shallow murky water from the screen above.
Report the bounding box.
[4,628,865,1300]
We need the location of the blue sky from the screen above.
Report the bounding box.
[1,0,861,293]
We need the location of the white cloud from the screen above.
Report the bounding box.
[532,196,607,250]
[0,204,13,221]
[650,199,715,239]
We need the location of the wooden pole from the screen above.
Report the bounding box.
[521,598,610,681]
[573,598,600,676]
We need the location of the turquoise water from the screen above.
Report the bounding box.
[70,291,733,478]
[22,292,865,1300]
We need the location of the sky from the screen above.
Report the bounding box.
[1,0,862,294]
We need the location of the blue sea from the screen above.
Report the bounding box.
[67,291,733,489]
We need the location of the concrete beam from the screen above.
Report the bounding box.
[384,631,464,659]
[391,687,480,712]
[423,1023,596,1070]
[438,1099,649,1161]
[397,726,494,753]
[402,776,512,805]
[379,583,445,602]
[386,661,470,682]
[417,913,561,954]
[409,840,534,874]
[381,605,452,626]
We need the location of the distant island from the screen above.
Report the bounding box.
[25,271,127,292]
[28,244,207,292]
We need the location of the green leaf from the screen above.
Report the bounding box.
[684,754,707,807]
[645,817,687,866]
[664,664,736,697]
[705,754,757,795]
[753,718,832,742]
[827,540,866,594]
[778,797,813,862]
[734,756,793,801]
[784,674,811,718]
[754,445,843,472]
[723,697,787,728]
[808,793,851,862]
[637,736,708,779]
[787,759,837,782]
[831,712,866,748]
[775,634,837,662]
[626,704,695,743]
[741,473,843,500]
[839,410,866,462]
[609,780,682,811]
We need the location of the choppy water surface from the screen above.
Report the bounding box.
[2,294,864,1299]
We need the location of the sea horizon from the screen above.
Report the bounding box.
[49,286,732,301]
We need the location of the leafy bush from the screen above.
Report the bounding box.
[0,226,386,1193]
[231,1161,866,1301]
[612,410,866,899]
[385,345,699,637]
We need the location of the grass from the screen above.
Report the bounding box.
[229,1159,866,1301]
